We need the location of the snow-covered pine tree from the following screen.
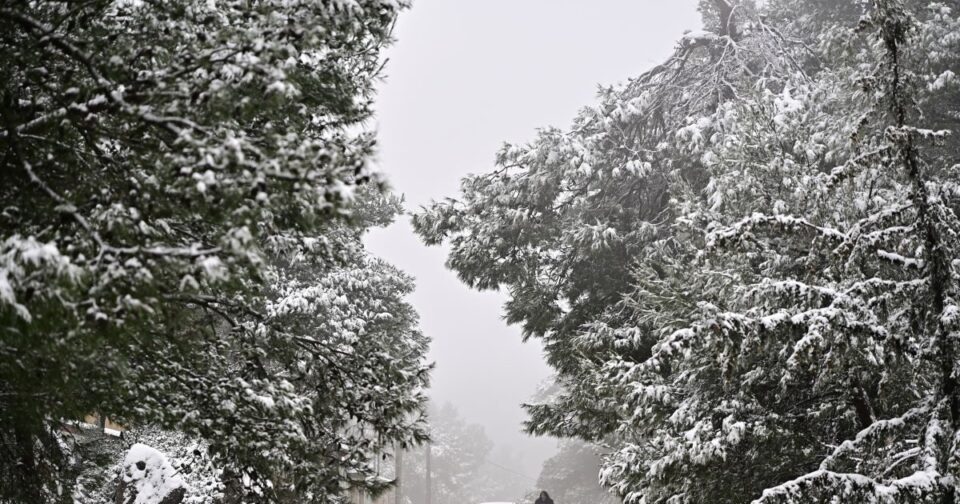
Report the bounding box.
[415,0,960,502]
[605,1,955,502]
[413,0,806,448]
[0,1,429,502]
[412,0,816,463]
[252,191,431,501]
[743,1,960,500]
[596,1,960,501]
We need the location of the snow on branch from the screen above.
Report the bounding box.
[818,403,931,471]
[821,147,893,187]
[753,468,942,504]
[706,213,847,250]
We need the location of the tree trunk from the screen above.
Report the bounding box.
[114,472,127,504]
[425,442,432,504]
[875,1,958,501]
[13,424,43,503]
[395,444,403,504]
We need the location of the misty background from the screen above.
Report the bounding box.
[365,0,702,482]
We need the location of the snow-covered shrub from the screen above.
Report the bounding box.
[72,428,221,504]
[122,443,187,504]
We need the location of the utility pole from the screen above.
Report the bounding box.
[425,441,432,504]
[395,443,403,504]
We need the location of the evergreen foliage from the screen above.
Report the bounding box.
[415,0,960,502]
[0,1,429,502]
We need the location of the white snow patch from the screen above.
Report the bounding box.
[123,443,187,504]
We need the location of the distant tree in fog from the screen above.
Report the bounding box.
[401,402,492,504]
[535,440,618,504]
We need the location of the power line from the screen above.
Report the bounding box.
[481,459,540,484]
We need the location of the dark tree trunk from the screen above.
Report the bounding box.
[13,424,43,504]
[114,472,127,504]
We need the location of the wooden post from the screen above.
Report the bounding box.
[395,444,403,504]
[425,442,432,504]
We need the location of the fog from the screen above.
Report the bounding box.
[365,0,702,486]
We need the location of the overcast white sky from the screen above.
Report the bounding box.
[365,0,702,481]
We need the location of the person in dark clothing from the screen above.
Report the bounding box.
[535,491,554,504]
